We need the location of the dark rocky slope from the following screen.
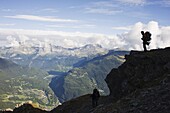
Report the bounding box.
[95,47,170,113]
[1,47,170,113]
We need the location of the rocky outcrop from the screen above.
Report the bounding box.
[0,104,47,113]
[103,47,170,113]
[106,47,170,100]
[13,104,47,113]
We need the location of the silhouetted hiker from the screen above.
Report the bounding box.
[91,88,100,108]
[141,31,152,52]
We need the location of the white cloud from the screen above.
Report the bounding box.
[1,9,13,12]
[85,8,122,15]
[117,0,146,5]
[148,0,170,7]
[0,23,15,26]
[119,21,170,50]
[0,28,101,37]
[35,8,59,13]
[85,1,122,15]
[18,35,29,45]
[0,28,123,49]
[46,24,96,29]
[63,38,79,48]
[41,8,58,12]
[93,1,117,7]
[160,0,170,7]
[4,15,78,23]
[6,35,20,47]
[142,0,170,7]
[0,21,170,50]
[112,26,132,31]
[46,25,67,28]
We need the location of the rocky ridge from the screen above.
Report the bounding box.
[97,47,170,113]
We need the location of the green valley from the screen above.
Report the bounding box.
[0,58,59,110]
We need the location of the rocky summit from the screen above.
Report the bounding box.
[1,47,170,113]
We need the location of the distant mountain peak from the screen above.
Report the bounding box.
[0,57,17,69]
[83,44,102,48]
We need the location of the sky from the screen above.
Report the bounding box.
[0,0,170,50]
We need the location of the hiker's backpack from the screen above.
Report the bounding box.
[145,31,151,41]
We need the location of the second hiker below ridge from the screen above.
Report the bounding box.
[91,88,100,108]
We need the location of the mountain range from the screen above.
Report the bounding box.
[0,44,108,71]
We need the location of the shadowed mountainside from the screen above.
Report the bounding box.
[1,47,170,113]
[50,50,129,102]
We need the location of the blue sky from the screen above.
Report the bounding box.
[0,0,170,35]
